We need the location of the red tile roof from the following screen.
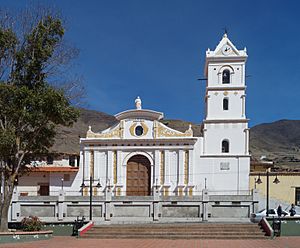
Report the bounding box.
[28,166,79,173]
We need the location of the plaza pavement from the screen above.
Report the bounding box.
[0,236,300,248]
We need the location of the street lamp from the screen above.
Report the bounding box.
[256,174,262,185]
[273,175,280,184]
[255,171,280,217]
[80,176,102,221]
[61,178,64,190]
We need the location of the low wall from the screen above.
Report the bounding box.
[9,189,258,223]
[267,217,300,236]
[0,230,52,244]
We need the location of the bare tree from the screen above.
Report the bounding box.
[0,4,84,231]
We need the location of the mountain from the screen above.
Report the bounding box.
[52,108,300,167]
[249,120,300,167]
[51,108,118,154]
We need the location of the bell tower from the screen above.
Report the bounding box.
[201,33,250,191]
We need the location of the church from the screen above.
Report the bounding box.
[78,33,250,197]
[11,34,255,224]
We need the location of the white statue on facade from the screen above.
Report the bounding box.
[135,96,142,110]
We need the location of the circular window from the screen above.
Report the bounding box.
[135,126,144,136]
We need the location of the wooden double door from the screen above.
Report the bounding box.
[126,155,151,196]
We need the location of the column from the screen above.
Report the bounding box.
[202,189,209,221]
[104,186,112,221]
[98,152,107,187]
[164,150,170,185]
[84,150,90,181]
[203,129,207,154]
[178,150,184,185]
[241,94,246,118]
[117,151,122,184]
[206,95,211,119]
[115,150,122,196]
[188,150,194,185]
[163,150,171,196]
[107,151,113,185]
[154,150,160,186]
[217,71,221,84]
[58,190,65,221]
[94,150,99,180]
[245,128,250,155]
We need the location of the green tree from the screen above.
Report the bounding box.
[0,9,79,231]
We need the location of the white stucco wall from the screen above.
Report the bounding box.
[203,122,248,155]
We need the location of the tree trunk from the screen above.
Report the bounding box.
[0,178,14,232]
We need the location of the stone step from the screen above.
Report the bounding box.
[85,231,264,236]
[81,234,266,240]
[87,228,263,233]
[91,225,260,230]
[92,224,257,228]
[81,223,266,240]
[89,228,261,232]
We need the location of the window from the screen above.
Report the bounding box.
[76,156,80,167]
[69,155,75,166]
[223,98,229,110]
[38,184,49,196]
[222,140,229,153]
[47,156,53,165]
[296,188,300,206]
[220,162,230,170]
[135,126,144,136]
[222,69,230,84]
[63,174,70,182]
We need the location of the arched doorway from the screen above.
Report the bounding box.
[126,155,151,196]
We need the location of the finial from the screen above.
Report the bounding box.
[88,125,92,132]
[135,96,142,110]
[223,27,228,38]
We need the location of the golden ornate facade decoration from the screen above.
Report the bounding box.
[163,187,169,197]
[155,121,193,138]
[178,187,183,196]
[184,151,189,185]
[90,150,94,179]
[86,121,124,138]
[115,187,121,196]
[188,187,193,196]
[93,187,97,196]
[129,121,149,137]
[83,187,88,196]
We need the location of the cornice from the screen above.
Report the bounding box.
[204,119,249,124]
[81,137,198,144]
[206,86,246,91]
[201,154,251,158]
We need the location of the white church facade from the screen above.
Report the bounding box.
[77,33,250,197]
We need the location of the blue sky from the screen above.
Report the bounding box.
[2,0,300,126]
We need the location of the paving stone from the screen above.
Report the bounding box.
[0,236,300,248]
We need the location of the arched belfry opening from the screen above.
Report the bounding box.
[126,155,151,196]
[222,69,230,84]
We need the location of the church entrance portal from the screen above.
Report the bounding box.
[126,155,151,196]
